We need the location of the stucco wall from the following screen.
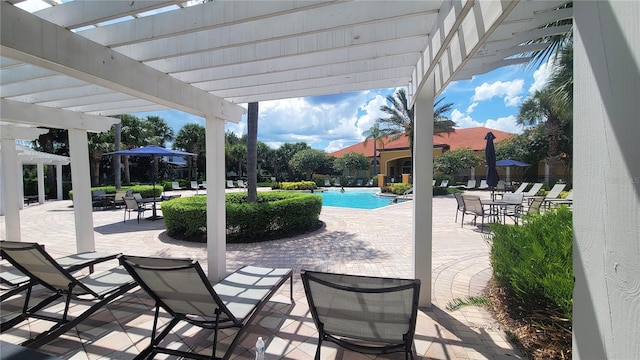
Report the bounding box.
[573,2,640,358]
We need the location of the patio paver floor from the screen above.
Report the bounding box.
[1,189,521,359]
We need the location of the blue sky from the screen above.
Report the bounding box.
[135,60,553,153]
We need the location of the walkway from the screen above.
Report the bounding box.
[0,189,521,359]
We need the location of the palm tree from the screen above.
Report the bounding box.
[174,124,205,181]
[246,102,258,203]
[376,88,456,160]
[145,116,174,147]
[361,123,385,176]
[518,87,569,186]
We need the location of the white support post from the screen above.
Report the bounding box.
[37,162,45,204]
[413,76,435,307]
[1,138,22,240]
[205,116,227,281]
[67,128,95,252]
[56,164,63,200]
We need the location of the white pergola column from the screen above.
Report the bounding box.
[573,2,639,358]
[67,128,95,252]
[413,76,435,307]
[56,164,63,200]
[37,162,45,204]
[205,116,227,281]
[1,138,21,240]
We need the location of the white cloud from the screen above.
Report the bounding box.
[484,115,524,134]
[451,109,483,129]
[472,79,524,107]
[466,102,478,114]
[528,58,556,94]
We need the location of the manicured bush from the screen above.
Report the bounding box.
[389,183,412,195]
[489,206,573,320]
[278,181,316,190]
[162,191,322,243]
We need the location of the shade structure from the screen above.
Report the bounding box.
[484,132,499,189]
[103,146,196,220]
[496,159,530,167]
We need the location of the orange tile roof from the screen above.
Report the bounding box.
[328,127,514,157]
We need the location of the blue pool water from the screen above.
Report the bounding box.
[318,188,397,210]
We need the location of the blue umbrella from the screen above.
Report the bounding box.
[496,159,530,167]
[484,132,499,191]
[104,146,196,220]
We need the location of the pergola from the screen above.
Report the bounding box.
[1,2,637,357]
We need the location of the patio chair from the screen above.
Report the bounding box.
[500,193,525,224]
[461,195,495,232]
[454,192,465,223]
[226,180,236,188]
[2,250,116,302]
[301,270,420,360]
[510,196,545,225]
[118,255,293,360]
[171,181,182,190]
[0,241,135,348]
[113,190,127,208]
[124,196,147,223]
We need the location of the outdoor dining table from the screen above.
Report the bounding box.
[139,197,162,220]
[481,199,522,224]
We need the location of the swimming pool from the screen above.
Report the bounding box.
[318,188,397,210]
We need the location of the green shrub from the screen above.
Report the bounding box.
[489,206,573,320]
[389,183,412,195]
[278,181,316,190]
[162,191,322,243]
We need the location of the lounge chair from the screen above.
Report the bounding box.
[226,180,236,188]
[301,270,420,360]
[237,179,247,188]
[118,255,293,360]
[1,250,115,302]
[334,178,341,187]
[0,241,135,348]
[522,182,543,198]
[324,179,331,187]
[356,179,363,186]
[458,179,476,190]
[511,182,529,194]
[544,189,573,207]
[439,179,449,188]
[536,183,567,206]
[190,181,199,193]
[200,180,207,189]
[477,179,489,190]
[171,181,182,190]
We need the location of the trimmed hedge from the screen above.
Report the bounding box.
[162,191,322,243]
[489,206,573,320]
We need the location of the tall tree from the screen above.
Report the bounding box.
[333,152,370,178]
[376,89,456,162]
[173,124,205,181]
[145,116,174,147]
[246,102,259,202]
[289,149,329,180]
[362,123,385,176]
[119,114,149,183]
[518,88,569,186]
[277,142,311,180]
[88,131,114,186]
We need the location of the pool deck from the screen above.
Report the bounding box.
[0,188,521,359]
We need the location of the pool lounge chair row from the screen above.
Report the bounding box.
[1,241,421,359]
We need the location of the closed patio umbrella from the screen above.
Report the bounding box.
[103,145,196,220]
[484,132,499,198]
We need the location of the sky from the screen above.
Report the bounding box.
[135,59,553,154]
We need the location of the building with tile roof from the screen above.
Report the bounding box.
[328,127,514,184]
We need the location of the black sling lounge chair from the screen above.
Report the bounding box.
[1,249,118,302]
[0,241,136,348]
[301,270,421,360]
[119,255,293,360]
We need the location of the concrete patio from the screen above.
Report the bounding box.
[1,190,521,359]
